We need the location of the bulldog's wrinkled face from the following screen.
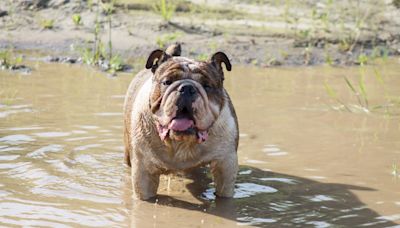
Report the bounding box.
[146,50,231,144]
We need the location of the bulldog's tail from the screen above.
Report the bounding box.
[165,43,181,56]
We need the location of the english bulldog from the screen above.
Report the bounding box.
[123,44,238,200]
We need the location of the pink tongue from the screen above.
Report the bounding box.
[168,118,194,131]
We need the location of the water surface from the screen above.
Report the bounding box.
[1,60,400,227]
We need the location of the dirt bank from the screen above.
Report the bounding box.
[1,0,400,70]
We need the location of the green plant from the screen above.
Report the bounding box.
[156,32,182,48]
[72,14,82,26]
[102,1,116,60]
[338,38,351,52]
[325,52,333,66]
[251,59,259,66]
[0,49,23,69]
[83,1,107,66]
[109,55,124,73]
[303,44,312,65]
[79,41,106,65]
[196,53,208,61]
[279,49,289,60]
[80,46,94,65]
[41,19,54,29]
[344,75,368,110]
[357,54,368,66]
[0,50,12,68]
[298,29,310,40]
[101,0,115,15]
[393,163,399,177]
[323,61,368,113]
[75,0,126,74]
[153,0,175,22]
[323,81,351,112]
[93,9,101,62]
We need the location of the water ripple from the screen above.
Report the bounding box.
[27,145,64,158]
[34,132,71,138]
[202,183,278,200]
[259,177,299,185]
[0,135,35,144]
[0,146,25,152]
[237,217,277,225]
[0,155,20,161]
[0,202,120,227]
[65,136,96,142]
[0,106,33,118]
[73,144,102,151]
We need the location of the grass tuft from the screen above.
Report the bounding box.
[156,32,182,48]
[40,19,54,30]
[72,14,82,27]
[153,0,175,22]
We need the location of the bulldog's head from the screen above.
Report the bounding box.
[145,48,231,144]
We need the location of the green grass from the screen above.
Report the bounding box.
[0,49,23,70]
[156,32,182,48]
[153,0,175,22]
[303,45,312,65]
[324,53,333,66]
[75,1,127,74]
[40,19,54,30]
[324,64,400,115]
[109,55,124,73]
[343,75,368,110]
[79,44,105,65]
[357,54,368,66]
[323,80,352,112]
[72,14,82,27]
[196,53,208,61]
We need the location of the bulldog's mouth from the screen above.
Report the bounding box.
[156,117,208,143]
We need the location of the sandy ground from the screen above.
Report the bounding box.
[1,0,400,69]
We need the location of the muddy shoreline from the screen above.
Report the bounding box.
[1,0,400,72]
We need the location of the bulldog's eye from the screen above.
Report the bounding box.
[161,80,172,86]
[203,84,212,92]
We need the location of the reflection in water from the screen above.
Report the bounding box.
[0,61,399,226]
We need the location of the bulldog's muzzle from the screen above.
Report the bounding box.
[156,80,209,143]
[176,83,197,118]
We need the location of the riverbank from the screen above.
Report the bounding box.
[1,0,400,72]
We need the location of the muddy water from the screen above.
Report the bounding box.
[1,60,400,227]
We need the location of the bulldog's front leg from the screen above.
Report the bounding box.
[210,153,238,197]
[131,159,160,200]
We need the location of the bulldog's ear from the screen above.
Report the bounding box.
[211,52,232,72]
[145,49,171,73]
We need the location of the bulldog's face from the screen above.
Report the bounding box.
[145,50,231,144]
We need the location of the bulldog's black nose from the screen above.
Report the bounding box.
[178,84,196,96]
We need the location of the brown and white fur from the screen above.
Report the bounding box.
[124,44,238,200]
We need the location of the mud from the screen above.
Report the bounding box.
[1,0,400,70]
